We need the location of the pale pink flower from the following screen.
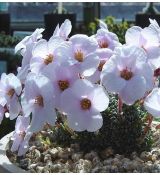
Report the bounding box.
[125,25,160,69]
[87,48,113,83]
[11,115,32,156]
[0,73,22,119]
[101,45,154,105]
[22,73,56,132]
[15,28,44,80]
[43,64,79,110]
[95,28,121,50]
[144,88,160,118]
[58,34,99,77]
[61,79,109,132]
[51,19,72,40]
[30,37,64,75]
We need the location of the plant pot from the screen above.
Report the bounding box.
[1,121,160,173]
[43,13,76,40]
[0,132,26,173]
[0,13,10,35]
[135,13,160,28]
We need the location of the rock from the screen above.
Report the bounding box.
[29,169,36,173]
[84,151,98,161]
[91,166,102,173]
[100,147,114,159]
[70,143,80,152]
[92,157,102,167]
[103,158,113,165]
[58,148,72,160]
[112,157,122,167]
[19,158,31,169]
[110,165,119,173]
[29,146,36,151]
[36,166,44,173]
[44,154,52,163]
[74,159,92,173]
[34,149,41,161]
[50,163,62,173]
[140,151,152,162]
[28,163,37,170]
[72,152,83,162]
[49,148,58,159]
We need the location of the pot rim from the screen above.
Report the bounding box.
[0,132,27,173]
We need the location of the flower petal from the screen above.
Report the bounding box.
[120,75,146,105]
[81,53,99,77]
[144,88,160,117]
[91,85,109,112]
[87,114,103,132]
[125,26,143,46]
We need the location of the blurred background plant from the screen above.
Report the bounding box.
[88,16,133,44]
[0,32,21,48]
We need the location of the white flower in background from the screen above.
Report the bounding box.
[0,73,22,119]
[52,19,72,40]
[15,28,44,83]
[101,45,154,105]
[125,24,160,70]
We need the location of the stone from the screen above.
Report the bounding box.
[74,159,92,173]
[58,148,72,160]
[72,152,83,162]
[44,154,52,163]
[84,151,98,161]
[19,158,31,169]
[36,166,44,173]
[91,166,102,173]
[70,143,80,152]
[28,163,37,170]
[50,163,63,173]
[100,147,114,159]
[48,148,58,159]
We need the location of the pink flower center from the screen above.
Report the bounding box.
[35,95,44,107]
[7,89,15,98]
[98,40,108,48]
[44,54,54,65]
[58,80,69,91]
[98,60,106,71]
[19,131,26,139]
[74,50,84,62]
[120,68,133,80]
[80,98,91,110]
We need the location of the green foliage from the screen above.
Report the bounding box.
[51,95,153,155]
[88,16,133,44]
[0,32,21,48]
[0,51,22,74]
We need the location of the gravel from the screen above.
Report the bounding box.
[7,122,160,173]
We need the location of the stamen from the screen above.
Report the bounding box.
[35,95,44,107]
[19,131,26,139]
[58,80,69,91]
[120,68,133,80]
[74,50,84,62]
[7,89,15,98]
[98,40,108,48]
[44,54,54,65]
[80,98,91,110]
[98,60,106,71]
